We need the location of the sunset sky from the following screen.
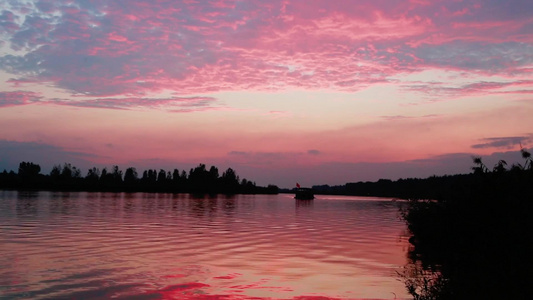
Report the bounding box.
[1,0,532,187]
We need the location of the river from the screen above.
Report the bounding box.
[0,191,410,299]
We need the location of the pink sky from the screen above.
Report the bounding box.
[0,0,532,187]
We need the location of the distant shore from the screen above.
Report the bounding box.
[2,162,279,195]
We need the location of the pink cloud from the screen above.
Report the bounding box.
[0,0,530,101]
[0,91,41,107]
[0,89,223,112]
[471,136,533,150]
[52,96,220,111]
[402,79,533,99]
[381,114,441,121]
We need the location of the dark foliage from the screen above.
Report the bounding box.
[400,150,533,299]
[313,151,532,202]
[0,162,279,195]
[313,175,484,201]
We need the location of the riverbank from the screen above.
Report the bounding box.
[401,164,533,299]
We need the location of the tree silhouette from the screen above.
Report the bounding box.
[520,145,532,170]
[401,151,533,299]
[188,164,208,192]
[171,168,182,191]
[157,169,167,185]
[471,156,488,174]
[18,162,41,178]
[16,162,41,188]
[50,164,61,179]
[85,167,100,189]
[493,160,507,173]
[2,161,277,194]
[220,168,240,193]
[111,166,123,184]
[124,167,138,188]
[86,167,100,180]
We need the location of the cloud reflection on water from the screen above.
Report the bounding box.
[0,191,410,299]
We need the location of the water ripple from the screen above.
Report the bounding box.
[0,191,410,299]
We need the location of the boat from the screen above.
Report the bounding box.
[294,188,314,200]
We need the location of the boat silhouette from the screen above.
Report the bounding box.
[294,188,314,200]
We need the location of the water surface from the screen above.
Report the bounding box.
[0,191,410,299]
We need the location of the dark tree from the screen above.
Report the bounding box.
[18,162,41,178]
[99,168,112,188]
[50,165,61,179]
[124,167,138,186]
[1,160,277,195]
[520,146,532,170]
[111,165,123,183]
[84,167,100,189]
[85,167,100,180]
[189,164,209,192]
[157,169,167,185]
[220,167,240,194]
[140,169,157,191]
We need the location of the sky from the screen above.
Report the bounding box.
[0,0,532,187]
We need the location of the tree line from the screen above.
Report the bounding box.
[313,148,533,201]
[0,162,279,194]
[399,148,533,299]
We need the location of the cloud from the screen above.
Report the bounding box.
[0,140,97,173]
[228,151,248,156]
[228,151,304,159]
[381,114,440,121]
[0,91,221,112]
[0,0,531,100]
[402,79,533,99]
[53,96,219,111]
[471,135,533,149]
[264,110,293,119]
[307,149,321,155]
[414,42,533,73]
[229,150,323,158]
[0,91,41,107]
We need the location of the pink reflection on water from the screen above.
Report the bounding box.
[141,271,398,300]
[143,282,211,299]
[1,192,410,299]
[214,273,242,280]
[144,281,373,300]
[161,274,187,279]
